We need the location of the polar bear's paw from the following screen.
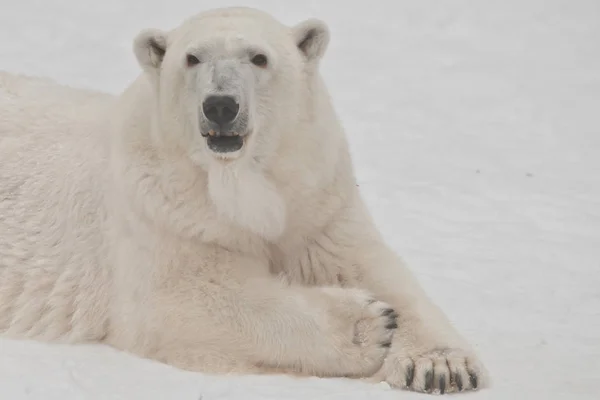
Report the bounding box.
[380,348,487,394]
[319,288,398,377]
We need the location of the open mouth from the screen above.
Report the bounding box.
[204,131,245,153]
[207,135,244,153]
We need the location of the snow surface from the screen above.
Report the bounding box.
[1,0,599,399]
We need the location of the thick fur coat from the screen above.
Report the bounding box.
[0,7,487,395]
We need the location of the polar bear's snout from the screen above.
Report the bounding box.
[200,94,248,153]
[195,60,254,154]
[200,94,248,154]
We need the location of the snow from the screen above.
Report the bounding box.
[1,0,599,398]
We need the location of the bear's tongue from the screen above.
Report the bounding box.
[207,135,244,153]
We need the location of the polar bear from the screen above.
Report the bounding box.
[0,6,487,395]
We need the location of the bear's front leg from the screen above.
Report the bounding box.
[360,250,489,394]
[293,206,489,394]
[148,275,399,379]
[107,239,398,379]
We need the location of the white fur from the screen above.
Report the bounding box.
[207,164,286,241]
[0,7,488,394]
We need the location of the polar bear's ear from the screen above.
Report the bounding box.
[293,19,330,63]
[133,29,168,71]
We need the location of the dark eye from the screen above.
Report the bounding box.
[251,54,268,67]
[186,54,200,67]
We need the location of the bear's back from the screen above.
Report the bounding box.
[0,72,113,342]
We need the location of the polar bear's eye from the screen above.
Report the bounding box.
[251,54,268,67]
[186,54,201,67]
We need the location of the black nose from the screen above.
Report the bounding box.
[202,95,239,127]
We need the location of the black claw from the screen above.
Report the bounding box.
[439,375,446,395]
[469,371,478,389]
[455,373,463,391]
[446,360,454,386]
[381,308,395,316]
[405,362,415,387]
[385,321,398,329]
[380,341,392,348]
[424,370,434,392]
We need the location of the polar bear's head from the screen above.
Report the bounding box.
[133,7,330,167]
